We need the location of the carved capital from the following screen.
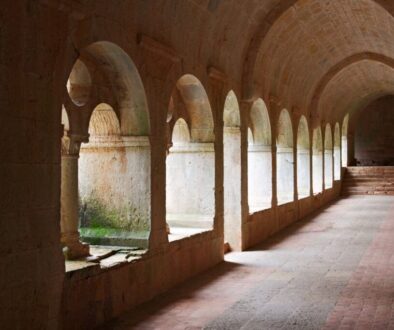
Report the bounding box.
[61,133,89,156]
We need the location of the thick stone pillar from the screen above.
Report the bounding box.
[61,134,89,260]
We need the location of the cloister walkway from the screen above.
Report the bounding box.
[103,196,394,329]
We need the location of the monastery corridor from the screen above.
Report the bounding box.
[6,1,394,329]
[103,196,394,329]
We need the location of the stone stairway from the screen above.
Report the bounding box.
[342,166,394,195]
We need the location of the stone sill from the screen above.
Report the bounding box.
[277,198,295,206]
[298,194,312,201]
[65,229,217,280]
[249,205,272,215]
[65,245,147,279]
[168,227,213,242]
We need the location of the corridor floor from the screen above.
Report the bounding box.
[103,196,394,329]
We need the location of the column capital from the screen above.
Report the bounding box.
[61,132,89,156]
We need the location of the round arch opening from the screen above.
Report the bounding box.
[166,75,215,239]
[276,109,294,204]
[248,98,272,212]
[297,116,311,199]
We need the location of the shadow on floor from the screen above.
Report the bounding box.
[247,198,342,252]
[99,196,354,329]
[98,261,241,329]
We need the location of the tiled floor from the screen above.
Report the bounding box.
[102,196,394,329]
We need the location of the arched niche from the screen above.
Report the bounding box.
[334,123,341,180]
[276,109,294,204]
[78,103,151,248]
[223,90,242,250]
[248,98,272,212]
[342,114,349,167]
[312,127,323,194]
[166,75,215,237]
[297,116,310,199]
[324,124,333,189]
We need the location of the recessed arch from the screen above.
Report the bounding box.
[297,116,310,199]
[312,127,323,194]
[324,124,333,189]
[248,98,272,211]
[276,109,294,204]
[223,90,242,250]
[334,123,341,180]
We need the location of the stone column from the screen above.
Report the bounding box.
[61,133,89,260]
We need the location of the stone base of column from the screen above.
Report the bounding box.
[63,241,90,260]
[61,232,90,260]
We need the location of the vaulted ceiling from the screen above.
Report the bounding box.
[63,0,394,126]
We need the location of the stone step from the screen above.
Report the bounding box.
[343,188,394,192]
[342,167,394,196]
[343,182,394,187]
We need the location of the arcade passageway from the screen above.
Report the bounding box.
[104,196,394,329]
[4,0,394,329]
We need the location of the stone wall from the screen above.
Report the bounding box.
[79,137,151,233]
[355,96,394,166]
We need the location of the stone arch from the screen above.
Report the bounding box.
[242,0,394,100]
[312,54,394,119]
[334,123,341,180]
[249,98,272,145]
[276,109,294,204]
[171,118,191,145]
[248,98,272,211]
[88,103,121,137]
[67,59,92,107]
[342,114,349,167]
[312,127,323,194]
[277,109,294,148]
[61,106,70,132]
[297,116,310,198]
[223,90,241,128]
[175,74,214,143]
[242,0,298,99]
[166,79,215,234]
[71,41,150,136]
[223,90,242,250]
[324,124,333,189]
